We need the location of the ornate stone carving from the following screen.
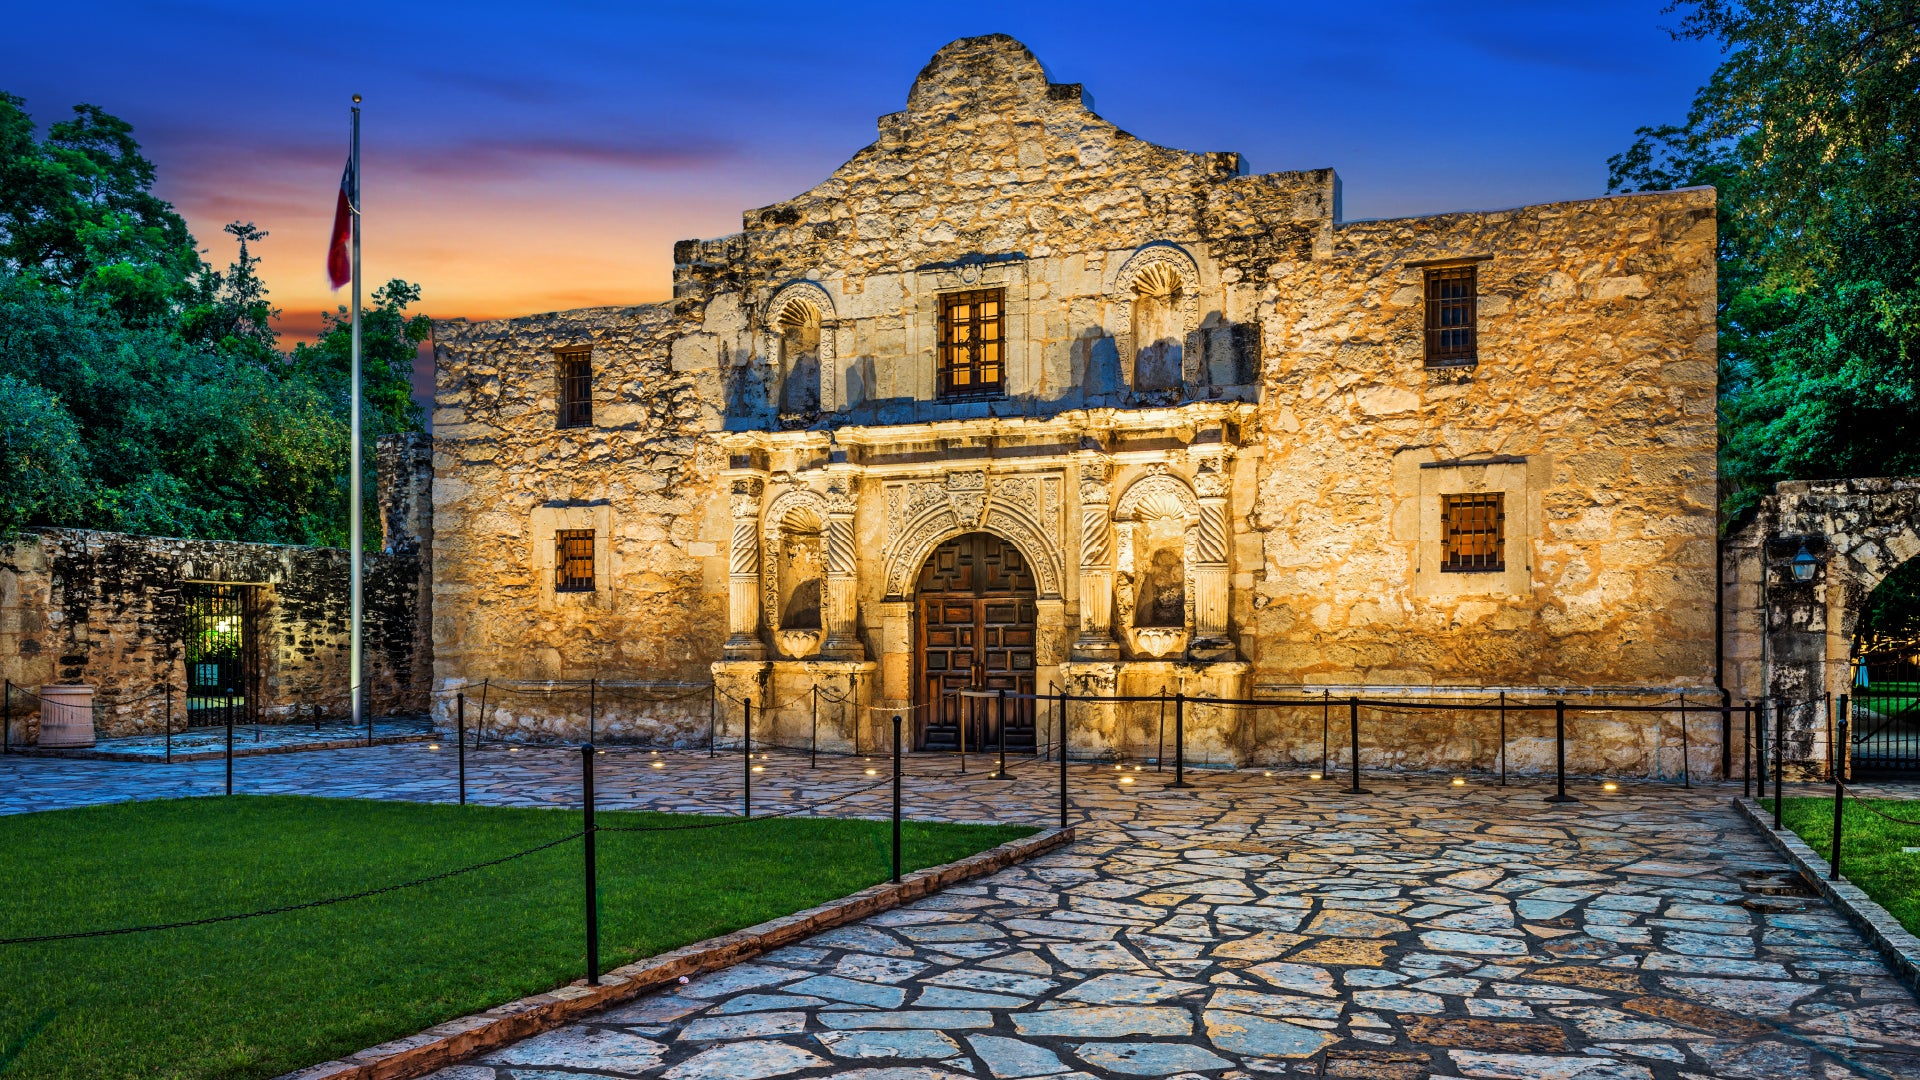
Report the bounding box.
[946,471,987,527]
[1112,244,1203,392]
[762,280,838,413]
[1114,472,1199,522]
[1042,475,1061,533]
[880,469,1066,599]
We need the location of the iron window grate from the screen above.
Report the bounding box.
[937,288,1005,398]
[1442,493,1504,572]
[556,529,595,591]
[1424,266,1477,366]
[558,348,593,428]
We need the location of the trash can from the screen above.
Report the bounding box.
[38,684,96,748]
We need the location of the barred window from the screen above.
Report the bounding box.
[558,348,593,428]
[937,288,1004,398]
[1441,493,1504,572]
[1424,266,1477,365]
[555,529,595,591]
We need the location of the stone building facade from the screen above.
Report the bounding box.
[429,35,1719,773]
[0,434,433,742]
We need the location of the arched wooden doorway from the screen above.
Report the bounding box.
[914,532,1037,752]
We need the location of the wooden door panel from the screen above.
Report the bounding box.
[914,533,1038,753]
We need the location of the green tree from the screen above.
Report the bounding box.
[1609,0,1920,519]
[293,278,432,435]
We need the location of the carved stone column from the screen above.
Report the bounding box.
[725,478,766,659]
[1191,455,1233,660]
[1072,457,1118,660]
[822,475,865,659]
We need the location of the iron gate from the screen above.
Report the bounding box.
[185,584,253,727]
[1851,652,1920,777]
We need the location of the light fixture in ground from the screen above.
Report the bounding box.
[865,768,877,776]
[650,761,664,768]
[1309,772,1322,780]
[1603,781,1619,792]
[1119,776,1135,784]
[428,744,439,750]
[751,765,765,772]
[1263,771,1272,777]
[1451,777,1466,786]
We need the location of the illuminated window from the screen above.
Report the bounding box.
[555,530,595,591]
[558,348,593,428]
[1441,493,1504,572]
[937,288,1004,398]
[1424,266,1477,365]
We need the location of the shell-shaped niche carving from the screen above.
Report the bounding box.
[1130,262,1186,393]
[776,298,821,417]
[775,502,824,632]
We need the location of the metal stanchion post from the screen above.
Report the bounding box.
[1679,692,1691,789]
[811,685,819,769]
[1171,691,1192,788]
[1721,694,1732,779]
[365,682,373,747]
[1347,697,1363,794]
[1059,692,1070,829]
[581,742,599,985]
[958,692,968,774]
[1498,690,1507,786]
[1321,690,1329,775]
[891,713,902,883]
[588,677,596,745]
[4,680,11,754]
[1744,701,1754,797]
[709,684,717,758]
[743,698,753,819]
[1546,700,1575,803]
[1831,695,1847,882]
[457,692,467,806]
[1774,698,1786,830]
[225,687,235,796]
[164,681,172,763]
[991,687,1011,780]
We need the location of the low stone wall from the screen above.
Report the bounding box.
[430,680,718,748]
[0,529,428,742]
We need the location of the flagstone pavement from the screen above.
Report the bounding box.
[4,744,1920,1078]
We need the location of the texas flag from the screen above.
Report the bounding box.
[325,156,355,290]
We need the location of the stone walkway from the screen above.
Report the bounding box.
[4,747,1918,1077]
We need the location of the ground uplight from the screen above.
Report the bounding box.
[1309,772,1322,780]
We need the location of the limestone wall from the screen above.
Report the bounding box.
[1248,189,1719,691]
[0,528,425,741]
[428,303,731,739]
[427,35,1722,774]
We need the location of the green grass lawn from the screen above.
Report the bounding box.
[0,796,1035,1080]
[1773,794,1920,938]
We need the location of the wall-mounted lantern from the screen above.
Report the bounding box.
[1791,543,1819,582]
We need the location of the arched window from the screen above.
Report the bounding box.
[777,299,821,416]
[1130,262,1185,392]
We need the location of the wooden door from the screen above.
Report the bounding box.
[915,533,1037,752]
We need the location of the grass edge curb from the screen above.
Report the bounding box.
[1730,796,1920,997]
[271,823,1075,1080]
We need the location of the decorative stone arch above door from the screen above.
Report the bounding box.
[761,280,838,414]
[881,472,1065,600]
[1111,244,1202,394]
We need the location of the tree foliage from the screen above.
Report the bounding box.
[1609,0,1920,520]
[0,93,426,547]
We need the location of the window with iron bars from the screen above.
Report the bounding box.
[1424,266,1477,365]
[557,348,593,428]
[555,529,595,591]
[937,288,1005,398]
[1441,493,1504,572]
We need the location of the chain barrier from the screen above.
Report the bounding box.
[0,829,587,948]
[595,774,899,834]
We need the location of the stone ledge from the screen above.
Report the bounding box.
[272,823,1075,1080]
[1731,796,1920,996]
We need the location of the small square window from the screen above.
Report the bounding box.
[555,529,595,591]
[1424,266,1477,366]
[557,348,593,428]
[937,288,1005,398]
[1441,493,1504,572]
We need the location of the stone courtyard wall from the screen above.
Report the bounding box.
[427,35,1721,775]
[0,529,425,742]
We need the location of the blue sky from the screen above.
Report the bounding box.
[2,1,1722,337]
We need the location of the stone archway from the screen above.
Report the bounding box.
[1749,477,1920,773]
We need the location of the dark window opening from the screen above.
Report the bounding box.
[558,348,593,428]
[938,288,1005,398]
[1442,493,1504,572]
[556,529,595,591]
[1424,266,1477,366]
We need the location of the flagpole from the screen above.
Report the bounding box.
[349,94,364,737]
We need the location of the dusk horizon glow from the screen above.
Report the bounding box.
[3,2,1722,344]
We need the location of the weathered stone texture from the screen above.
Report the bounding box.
[0,528,425,740]
[430,35,1720,774]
